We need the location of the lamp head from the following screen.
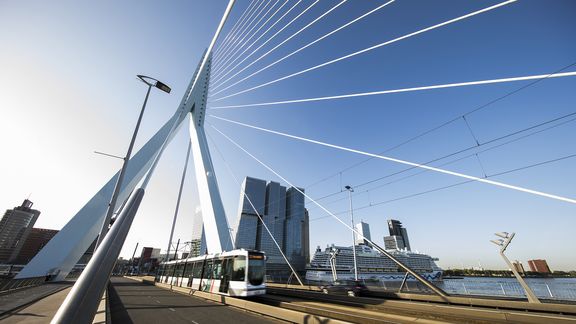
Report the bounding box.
[495,232,509,239]
[490,239,504,246]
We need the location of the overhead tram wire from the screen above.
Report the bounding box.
[210,0,396,97]
[210,112,576,213]
[300,60,576,191]
[209,0,346,91]
[214,0,276,68]
[209,0,320,91]
[210,0,304,86]
[208,116,576,205]
[204,124,305,286]
[213,0,257,57]
[310,151,576,220]
[210,124,449,296]
[209,0,518,102]
[213,0,266,63]
[304,114,576,212]
[212,0,289,79]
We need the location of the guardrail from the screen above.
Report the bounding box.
[0,276,46,293]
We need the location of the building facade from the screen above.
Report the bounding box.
[233,177,309,280]
[384,219,411,251]
[0,199,41,263]
[13,228,58,265]
[527,259,551,274]
[354,221,371,245]
[512,260,526,275]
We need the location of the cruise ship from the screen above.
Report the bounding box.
[305,244,443,282]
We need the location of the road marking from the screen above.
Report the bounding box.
[169,308,176,312]
[190,321,199,324]
[155,300,161,304]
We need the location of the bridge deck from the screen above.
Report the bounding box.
[109,277,277,323]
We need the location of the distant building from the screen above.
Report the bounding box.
[384,235,406,250]
[189,206,206,257]
[233,176,309,280]
[512,260,525,275]
[0,199,41,263]
[384,219,411,251]
[527,259,551,274]
[354,221,371,245]
[138,247,161,273]
[13,228,58,265]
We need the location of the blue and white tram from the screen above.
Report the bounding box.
[156,249,266,297]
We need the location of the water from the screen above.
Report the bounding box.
[438,277,576,301]
[361,277,576,301]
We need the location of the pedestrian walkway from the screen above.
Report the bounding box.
[0,283,72,323]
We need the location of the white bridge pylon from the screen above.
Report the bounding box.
[17,1,236,280]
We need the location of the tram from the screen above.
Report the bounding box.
[156,249,266,297]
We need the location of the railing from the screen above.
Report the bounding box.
[358,279,576,301]
[0,276,46,293]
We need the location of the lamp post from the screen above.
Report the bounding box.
[95,75,171,249]
[344,185,358,281]
[490,232,540,303]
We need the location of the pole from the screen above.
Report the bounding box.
[347,188,358,281]
[128,242,139,275]
[164,142,192,262]
[170,239,180,289]
[96,84,152,249]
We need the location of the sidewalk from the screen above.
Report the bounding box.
[0,282,72,322]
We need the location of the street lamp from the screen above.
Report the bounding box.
[490,232,540,303]
[344,185,358,281]
[95,75,171,249]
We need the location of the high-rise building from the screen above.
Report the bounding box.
[385,219,411,251]
[233,177,309,280]
[354,221,371,245]
[189,206,206,257]
[512,260,525,275]
[527,259,551,274]
[0,199,41,263]
[13,228,58,265]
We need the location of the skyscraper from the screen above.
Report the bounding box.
[354,221,371,245]
[189,206,206,257]
[0,199,41,263]
[234,177,309,279]
[385,219,411,251]
[13,228,58,265]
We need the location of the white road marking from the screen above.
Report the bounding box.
[169,308,176,312]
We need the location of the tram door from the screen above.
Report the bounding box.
[219,258,232,293]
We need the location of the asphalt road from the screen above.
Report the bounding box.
[109,277,277,324]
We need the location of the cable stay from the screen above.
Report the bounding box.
[210,0,395,97]
[210,0,315,91]
[301,61,576,190]
[210,70,576,109]
[305,113,576,213]
[210,0,304,85]
[209,116,576,205]
[214,0,257,57]
[212,0,290,79]
[214,0,277,67]
[210,124,448,297]
[214,0,267,62]
[210,0,345,92]
[209,0,518,102]
[205,125,304,286]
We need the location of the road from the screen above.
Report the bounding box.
[109,277,278,324]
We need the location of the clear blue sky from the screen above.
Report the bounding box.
[1,0,574,270]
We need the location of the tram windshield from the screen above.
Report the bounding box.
[248,252,265,286]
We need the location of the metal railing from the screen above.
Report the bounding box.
[51,188,145,324]
[0,276,46,293]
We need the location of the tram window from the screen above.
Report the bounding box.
[213,259,222,278]
[248,252,265,286]
[231,256,246,281]
[166,265,173,275]
[221,258,232,278]
[176,263,185,277]
[192,261,202,277]
[204,260,213,279]
[184,262,193,277]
